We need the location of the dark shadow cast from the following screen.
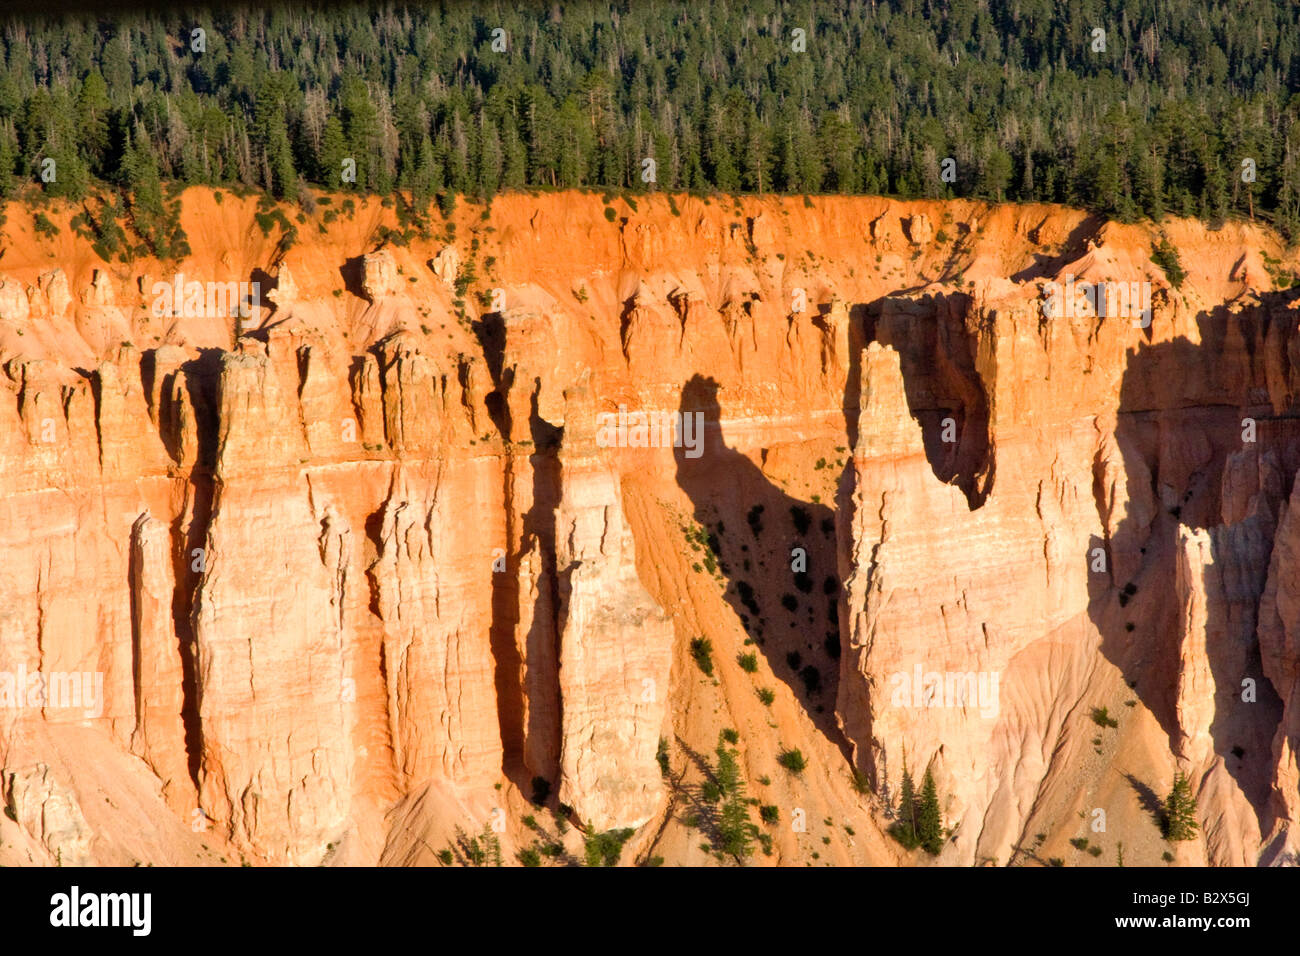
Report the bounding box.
[1010,214,1108,283]
[674,375,848,752]
[1094,293,1298,840]
[1125,772,1166,833]
[491,379,564,796]
[249,267,275,318]
[339,255,367,301]
[871,291,993,508]
[167,346,224,788]
[470,311,511,437]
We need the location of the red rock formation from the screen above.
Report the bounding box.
[0,188,1295,868]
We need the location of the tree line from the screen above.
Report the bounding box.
[2,0,1300,240]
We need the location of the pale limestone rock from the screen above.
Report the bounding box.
[128,513,189,801]
[269,262,298,306]
[371,478,503,788]
[431,245,459,288]
[748,212,775,248]
[0,275,30,322]
[904,213,933,245]
[554,378,674,831]
[84,269,116,308]
[191,348,355,864]
[2,764,93,865]
[362,250,398,300]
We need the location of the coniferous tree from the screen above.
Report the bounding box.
[892,756,919,850]
[319,117,349,189]
[340,73,380,191]
[75,71,111,175]
[0,2,1291,235]
[1165,772,1199,842]
[714,733,754,861]
[0,124,15,197]
[43,146,90,201]
[918,768,943,855]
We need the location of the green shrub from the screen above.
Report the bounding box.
[848,768,871,794]
[1091,706,1119,729]
[777,748,806,775]
[584,828,634,867]
[1151,237,1186,289]
[737,652,758,673]
[33,211,59,238]
[690,637,714,676]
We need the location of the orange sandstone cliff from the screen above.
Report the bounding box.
[0,189,1296,866]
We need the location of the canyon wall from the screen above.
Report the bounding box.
[0,190,1295,865]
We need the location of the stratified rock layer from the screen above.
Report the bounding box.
[0,190,1297,867]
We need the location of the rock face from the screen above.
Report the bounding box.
[903,213,933,245]
[129,512,189,803]
[191,347,356,864]
[40,269,72,318]
[0,276,30,322]
[0,188,1299,867]
[837,263,1300,865]
[2,764,93,866]
[371,470,504,789]
[430,246,459,288]
[553,381,674,831]
[362,250,399,300]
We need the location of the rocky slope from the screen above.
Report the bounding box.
[0,188,1296,866]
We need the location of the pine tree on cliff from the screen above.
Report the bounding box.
[1165,772,1199,841]
[918,768,943,855]
[122,133,164,245]
[714,733,754,861]
[894,756,919,849]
